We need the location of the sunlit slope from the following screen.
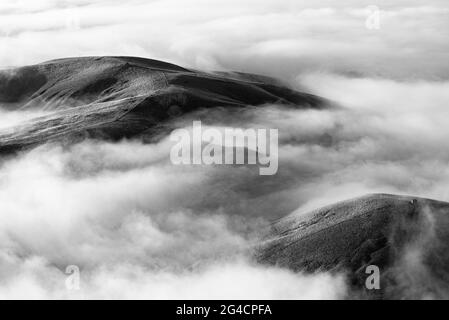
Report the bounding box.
[258,193,449,299]
[0,56,325,153]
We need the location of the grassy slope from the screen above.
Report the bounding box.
[0,56,325,153]
[258,193,449,298]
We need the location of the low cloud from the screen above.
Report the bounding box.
[1,0,449,299]
[0,130,347,299]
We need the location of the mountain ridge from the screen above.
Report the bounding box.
[0,56,326,153]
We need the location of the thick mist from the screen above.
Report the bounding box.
[1,70,449,298]
[0,119,348,299]
[1,0,449,299]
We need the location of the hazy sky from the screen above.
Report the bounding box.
[1,0,449,80]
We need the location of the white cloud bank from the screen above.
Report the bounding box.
[0,138,347,299]
[0,0,449,80]
[1,0,449,299]
[2,69,449,297]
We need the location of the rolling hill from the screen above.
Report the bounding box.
[2,57,448,299]
[0,56,325,153]
[258,193,449,299]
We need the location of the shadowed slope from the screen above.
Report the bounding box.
[0,56,326,153]
[258,193,449,299]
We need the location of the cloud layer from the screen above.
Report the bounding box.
[2,69,449,297]
[0,136,348,299]
[1,0,449,299]
[1,0,449,80]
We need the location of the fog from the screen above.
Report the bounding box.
[0,134,347,299]
[0,0,448,299]
[2,71,449,297]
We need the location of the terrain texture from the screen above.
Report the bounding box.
[0,56,323,153]
[1,57,448,299]
[259,193,449,299]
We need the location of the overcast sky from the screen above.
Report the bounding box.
[1,0,449,80]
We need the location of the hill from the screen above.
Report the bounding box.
[258,193,449,299]
[0,56,325,153]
